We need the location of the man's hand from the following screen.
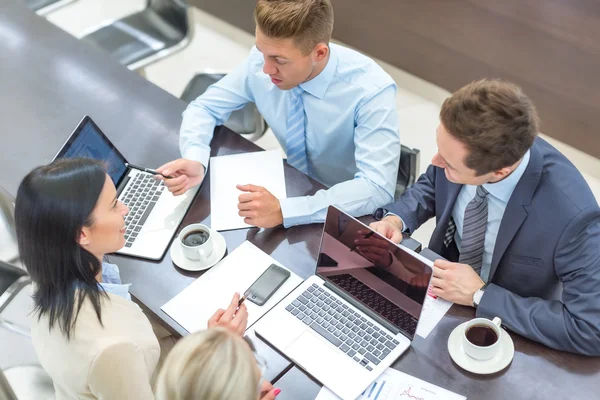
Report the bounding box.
[430,259,485,306]
[156,158,205,196]
[237,184,283,228]
[207,293,248,335]
[369,215,404,243]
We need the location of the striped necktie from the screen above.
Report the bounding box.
[286,86,308,174]
[458,186,489,275]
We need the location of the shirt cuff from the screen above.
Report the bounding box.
[384,212,408,232]
[280,196,312,227]
[182,145,211,169]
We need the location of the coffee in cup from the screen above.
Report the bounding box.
[465,324,498,347]
[462,317,502,361]
[179,223,214,261]
[182,230,210,247]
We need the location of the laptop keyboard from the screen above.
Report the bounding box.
[285,283,400,371]
[328,274,418,337]
[120,173,165,248]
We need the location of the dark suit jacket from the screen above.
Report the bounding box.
[383,138,600,355]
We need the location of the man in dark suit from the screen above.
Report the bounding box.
[371,79,600,355]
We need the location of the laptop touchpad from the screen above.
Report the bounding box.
[287,331,349,376]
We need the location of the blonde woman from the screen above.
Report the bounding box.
[156,328,280,400]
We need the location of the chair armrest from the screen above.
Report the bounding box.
[0,277,31,315]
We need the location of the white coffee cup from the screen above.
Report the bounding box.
[462,317,502,361]
[179,223,214,261]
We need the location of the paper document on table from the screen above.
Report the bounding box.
[316,367,466,400]
[416,288,453,338]
[210,150,287,231]
[161,241,302,333]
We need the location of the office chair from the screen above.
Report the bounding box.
[0,366,54,400]
[395,145,420,199]
[80,0,193,72]
[0,261,30,320]
[0,263,53,400]
[24,0,77,16]
[0,186,19,265]
[180,72,267,143]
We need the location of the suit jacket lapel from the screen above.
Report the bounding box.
[489,142,544,281]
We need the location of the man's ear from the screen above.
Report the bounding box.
[492,166,513,181]
[313,43,329,63]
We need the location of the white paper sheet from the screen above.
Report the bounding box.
[316,367,466,400]
[209,150,287,231]
[161,241,302,333]
[416,287,453,338]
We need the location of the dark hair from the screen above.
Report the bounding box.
[254,0,334,55]
[440,79,539,175]
[15,158,108,340]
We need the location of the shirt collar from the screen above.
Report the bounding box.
[99,262,131,300]
[298,45,338,99]
[483,149,531,203]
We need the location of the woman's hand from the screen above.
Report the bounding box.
[207,293,248,335]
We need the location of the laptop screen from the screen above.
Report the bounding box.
[317,207,432,339]
[55,116,128,186]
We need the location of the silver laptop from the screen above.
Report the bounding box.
[54,116,199,260]
[255,206,433,400]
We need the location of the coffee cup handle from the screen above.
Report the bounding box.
[492,317,502,328]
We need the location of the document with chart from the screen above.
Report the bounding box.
[315,367,466,400]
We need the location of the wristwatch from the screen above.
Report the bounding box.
[472,289,485,308]
[373,207,388,221]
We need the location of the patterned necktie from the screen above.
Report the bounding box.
[286,87,308,174]
[458,186,489,274]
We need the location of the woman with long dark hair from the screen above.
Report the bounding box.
[15,158,248,399]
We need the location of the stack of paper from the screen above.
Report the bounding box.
[316,367,466,400]
[416,288,453,338]
[161,241,302,333]
[209,150,287,231]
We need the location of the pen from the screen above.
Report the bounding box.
[237,295,246,307]
[126,163,173,179]
[350,231,375,252]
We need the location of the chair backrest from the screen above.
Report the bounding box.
[395,145,420,199]
[0,186,18,264]
[0,369,18,400]
[181,73,266,137]
[148,0,189,34]
[0,261,28,300]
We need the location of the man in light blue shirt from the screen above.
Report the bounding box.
[157,0,400,228]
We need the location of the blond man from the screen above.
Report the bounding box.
[158,0,400,228]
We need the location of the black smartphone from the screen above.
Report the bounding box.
[244,264,291,306]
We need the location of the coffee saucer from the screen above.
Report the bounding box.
[448,321,515,374]
[169,229,227,272]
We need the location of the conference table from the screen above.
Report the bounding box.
[1,1,599,399]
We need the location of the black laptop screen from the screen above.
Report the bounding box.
[56,117,128,186]
[316,207,433,338]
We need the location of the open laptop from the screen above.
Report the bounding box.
[255,206,433,400]
[54,116,199,260]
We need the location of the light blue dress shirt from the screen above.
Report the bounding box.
[179,43,401,227]
[99,262,131,300]
[452,150,531,282]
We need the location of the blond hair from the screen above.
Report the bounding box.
[254,0,334,54]
[155,328,261,400]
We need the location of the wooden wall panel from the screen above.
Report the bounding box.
[190,0,600,158]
